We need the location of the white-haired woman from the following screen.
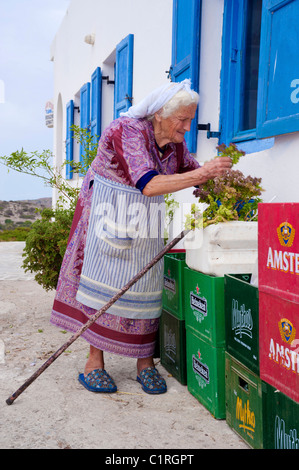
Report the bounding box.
[50,80,231,395]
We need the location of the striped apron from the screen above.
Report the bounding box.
[76,174,165,320]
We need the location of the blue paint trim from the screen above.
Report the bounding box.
[80,82,91,175]
[91,67,102,145]
[237,137,275,154]
[65,100,74,180]
[220,0,299,147]
[256,0,299,138]
[171,0,201,152]
[114,34,134,119]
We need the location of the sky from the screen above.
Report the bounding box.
[0,0,70,201]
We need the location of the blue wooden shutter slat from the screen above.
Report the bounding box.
[80,82,91,175]
[171,0,201,152]
[66,100,74,180]
[257,0,299,138]
[91,67,102,145]
[114,34,134,119]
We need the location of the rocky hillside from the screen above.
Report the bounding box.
[0,198,52,230]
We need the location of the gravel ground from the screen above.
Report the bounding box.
[0,242,248,451]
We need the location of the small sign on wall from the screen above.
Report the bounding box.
[45,100,54,128]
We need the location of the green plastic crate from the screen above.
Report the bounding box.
[224,274,259,374]
[263,383,299,449]
[225,353,265,449]
[163,252,186,320]
[186,326,226,419]
[184,267,225,347]
[160,309,187,385]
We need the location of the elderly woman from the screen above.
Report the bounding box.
[50,79,231,395]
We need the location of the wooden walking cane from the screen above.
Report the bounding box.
[6,228,190,405]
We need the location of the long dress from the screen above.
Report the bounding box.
[50,117,199,358]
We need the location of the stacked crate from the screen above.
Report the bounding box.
[183,267,226,419]
[258,203,299,448]
[225,203,299,449]
[160,251,187,385]
[224,272,263,447]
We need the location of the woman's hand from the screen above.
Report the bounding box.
[142,157,232,197]
[197,157,232,183]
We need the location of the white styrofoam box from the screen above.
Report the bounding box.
[184,221,258,277]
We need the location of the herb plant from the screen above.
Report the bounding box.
[185,143,264,229]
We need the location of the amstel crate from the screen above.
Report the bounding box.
[184,267,225,347]
[258,203,299,300]
[259,291,299,403]
[225,353,265,449]
[263,383,299,449]
[186,326,226,419]
[160,309,187,385]
[224,274,259,374]
[162,252,187,320]
[258,203,299,403]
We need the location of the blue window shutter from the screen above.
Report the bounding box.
[91,67,102,145]
[171,0,201,152]
[65,100,74,180]
[114,34,134,119]
[79,82,91,175]
[257,0,299,138]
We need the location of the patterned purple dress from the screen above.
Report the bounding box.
[50,117,199,358]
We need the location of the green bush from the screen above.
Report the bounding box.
[0,227,31,242]
[22,207,74,291]
[0,125,98,291]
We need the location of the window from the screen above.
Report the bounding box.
[79,81,91,175]
[65,67,102,179]
[114,34,134,119]
[220,0,299,146]
[170,0,202,152]
[65,100,74,180]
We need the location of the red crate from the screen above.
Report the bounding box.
[258,203,299,304]
[258,203,299,403]
[259,291,299,403]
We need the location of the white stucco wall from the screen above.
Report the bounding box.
[51,0,174,206]
[51,0,299,219]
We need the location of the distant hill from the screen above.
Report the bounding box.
[0,198,52,230]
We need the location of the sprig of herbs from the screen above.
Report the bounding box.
[185,143,264,229]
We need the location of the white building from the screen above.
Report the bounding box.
[50,0,299,224]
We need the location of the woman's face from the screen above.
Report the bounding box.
[155,104,197,146]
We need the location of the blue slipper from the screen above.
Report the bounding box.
[137,367,167,394]
[78,369,117,393]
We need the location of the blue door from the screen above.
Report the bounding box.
[65,100,74,180]
[171,0,201,152]
[114,34,134,119]
[79,82,91,175]
[257,0,299,138]
[90,67,102,145]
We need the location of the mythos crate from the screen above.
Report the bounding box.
[224,274,259,374]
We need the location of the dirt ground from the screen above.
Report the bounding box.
[0,242,249,450]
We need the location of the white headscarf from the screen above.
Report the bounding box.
[120,79,196,119]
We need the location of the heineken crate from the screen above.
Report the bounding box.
[263,383,299,449]
[186,326,226,419]
[163,252,186,320]
[224,274,259,375]
[160,309,187,385]
[184,267,225,347]
[225,353,265,449]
